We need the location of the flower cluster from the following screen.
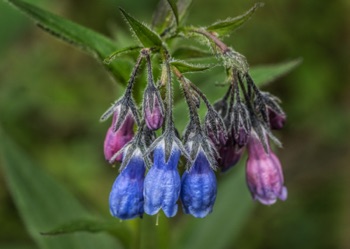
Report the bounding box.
[101,7,288,220]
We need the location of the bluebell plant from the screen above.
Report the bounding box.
[100,1,288,220]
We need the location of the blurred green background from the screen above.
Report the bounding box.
[0,0,349,249]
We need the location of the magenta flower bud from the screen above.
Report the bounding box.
[104,112,134,163]
[246,134,287,205]
[217,145,244,172]
[268,108,286,130]
[143,87,164,131]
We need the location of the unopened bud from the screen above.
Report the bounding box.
[143,87,164,131]
[104,112,134,163]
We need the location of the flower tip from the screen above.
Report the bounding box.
[279,186,288,201]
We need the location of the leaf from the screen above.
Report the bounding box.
[0,128,125,249]
[178,0,192,23]
[4,0,128,84]
[171,60,214,73]
[104,46,142,64]
[172,46,211,59]
[206,2,264,37]
[249,58,303,86]
[172,166,254,249]
[166,0,179,25]
[119,8,163,48]
[41,219,130,246]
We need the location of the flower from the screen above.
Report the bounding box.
[143,86,164,131]
[268,108,286,130]
[246,133,287,205]
[217,144,244,172]
[109,148,145,219]
[104,111,134,162]
[143,139,181,217]
[181,148,217,218]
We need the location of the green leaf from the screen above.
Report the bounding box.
[178,0,192,23]
[119,8,163,48]
[104,46,142,64]
[172,166,254,249]
[41,219,130,246]
[250,58,303,86]
[206,2,264,37]
[172,46,211,59]
[4,0,129,84]
[171,60,213,73]
[166,0,179,25]
[0,128,124,249]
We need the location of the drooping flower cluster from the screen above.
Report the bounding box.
[100,6,288,220]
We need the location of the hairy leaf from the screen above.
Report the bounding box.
[172,46,211,59]
[206,3,264,37]
[120,8,163,48]
[104,46,142,64]
[4,0,129,84]
[171,60,213,73]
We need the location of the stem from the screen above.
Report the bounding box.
[161,49,174,131]
[125,54,144,98]
[191,29,230,54]
[144,51,155,87]
[173,67,201,129]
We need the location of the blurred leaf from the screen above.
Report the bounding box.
[206,3,264,37]
[178,0,192,23]
[120,8,163,48]
[166,0,179,25]
[171,60,213,73]
[172,47,211,59]
[172,166,254,249]
[4,0,128,84]
[104,46,142,64]
[41,218,130,246]
[250,58,303,86]
[0,128,124,249]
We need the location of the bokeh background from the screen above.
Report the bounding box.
[0,0,349,248]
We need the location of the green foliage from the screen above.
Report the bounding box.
[4,0,128,84]
[166,0,179,25]
[119,8,163,48]
[0,128,123,249]
[206,2,264,37]
[170,60,213,73]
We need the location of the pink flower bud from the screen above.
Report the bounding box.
[144,89,164,131]
[217,145,244,172]
[104,112,134,163]
[246,134,287,205]
[268,108,286,130]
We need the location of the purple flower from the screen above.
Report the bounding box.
[268,108,286,130]
[246,133,287,205]
[143,140,181,217]
[217,144,244,172]
[143,88,164,131]
[109,148,145,219]
[104,112,134,162]
[181,148,217,218]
